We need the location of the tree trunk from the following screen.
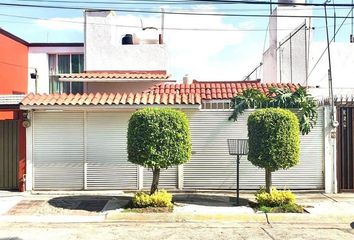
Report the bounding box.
[150,168,161,195]
[265,169,272,193]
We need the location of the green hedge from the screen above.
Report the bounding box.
[132,190,173,209]
[247,108,300,172]
[127,108,192,169]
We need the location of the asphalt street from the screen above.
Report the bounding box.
[0,222,353,240]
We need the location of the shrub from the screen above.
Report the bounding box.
[128,108,192,194]
[229,87,318,135]
[132,190,173,209]
[248,108,300,192]
[255,188,296,207]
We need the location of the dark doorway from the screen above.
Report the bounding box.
[0,120,19,189]
[337,107,354,192]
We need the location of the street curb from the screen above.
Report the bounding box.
[105,212,267,223]
[0,215,106,223]
[105,212,354,224]
[0,213,353,224]
[266,213,354,224]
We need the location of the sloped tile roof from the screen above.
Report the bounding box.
[21,81,299,107]
[59,70,170,81]
[146,80,299,100]
[21,92,202,106]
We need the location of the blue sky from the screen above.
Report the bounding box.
[0,0,353,81]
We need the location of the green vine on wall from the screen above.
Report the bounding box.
[228,87,318,135]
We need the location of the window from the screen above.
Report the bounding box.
[49,54,84,94]
[202,100,231,110]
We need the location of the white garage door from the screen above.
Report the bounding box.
[86,112,138,189]
[32,111,138,190]
[184,109,324,190]
[143,167,178,189]
[33,112,84,190]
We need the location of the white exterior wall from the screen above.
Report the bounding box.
[84,11,168,71]
[28,46,83,94]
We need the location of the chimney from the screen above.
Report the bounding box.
[183,74,193,85]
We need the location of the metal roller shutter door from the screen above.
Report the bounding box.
[33,112,84,190]
[86,112,138,189]
[143,167,178,189]
[184,109,324,190]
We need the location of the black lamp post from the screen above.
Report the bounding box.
[227,139,249,206]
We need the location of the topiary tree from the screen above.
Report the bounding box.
[127,108,191,195]
[248,108,300,193]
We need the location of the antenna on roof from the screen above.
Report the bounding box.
[140,18,157,31]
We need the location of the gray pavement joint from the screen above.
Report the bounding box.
[322,193,338,202]
[261,227,276,240]
[265,213,271,225]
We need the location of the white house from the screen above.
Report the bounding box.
[19,9,338,193]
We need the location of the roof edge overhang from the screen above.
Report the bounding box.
[0,104,20,110]
[20,104,201,111]
[58,78,175,82]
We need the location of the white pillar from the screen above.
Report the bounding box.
[25,110,33,191]
[324,106,337,193]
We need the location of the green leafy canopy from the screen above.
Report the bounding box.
[127,108,192,169]
[248,108,300,172]
[229,86,318,135]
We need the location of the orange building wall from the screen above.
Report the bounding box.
[0,32,28,191]
[0,34,28,95]
[0,32,28,120]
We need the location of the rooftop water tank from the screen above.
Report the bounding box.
[122,34,133,45]
[278,0,306,6]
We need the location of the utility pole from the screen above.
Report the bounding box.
[324,1,337,128]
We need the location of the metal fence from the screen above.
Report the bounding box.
[279,23,307,85]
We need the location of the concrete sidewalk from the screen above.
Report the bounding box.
[0,191,353,224]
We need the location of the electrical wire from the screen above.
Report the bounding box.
[0,60,35,69]
[0,12,348,33]
[307,7,354,81]
[0,2,353,19]
[7,0,354,7]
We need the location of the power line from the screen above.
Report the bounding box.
[0,12,346,32]
[8,0,354,7]
[9,0,354,11]
[0,60,35,69]
[0,2,354,19]
[307,7,354,81]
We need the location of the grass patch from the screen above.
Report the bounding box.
[257,203,304,213]
[253,187,305,213]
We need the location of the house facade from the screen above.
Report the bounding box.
[0,28,84,191]
[0,8,340,193]
[21,82,329,191]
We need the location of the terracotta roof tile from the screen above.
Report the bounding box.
[21,80,300,107]
[120,93,127,104]
[59,70,170,81]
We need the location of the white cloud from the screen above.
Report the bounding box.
[36,17,84,31]
[35,7,261,81]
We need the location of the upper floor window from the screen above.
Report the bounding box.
[49,54,84,94]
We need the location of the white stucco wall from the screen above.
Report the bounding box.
[84,10,168,71]
[263,6,312,83]
[28,46,83,94]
